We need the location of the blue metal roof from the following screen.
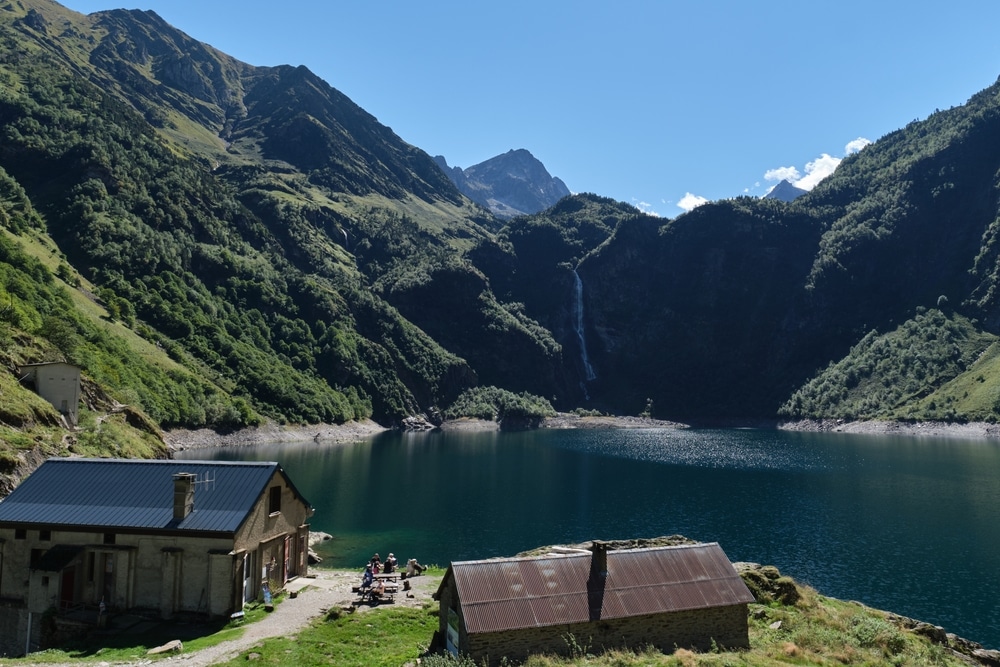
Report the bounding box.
[0,458,310,534]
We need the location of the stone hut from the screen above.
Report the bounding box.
[434,541,753,666]
[18,362,80,427]
[0,458,312,655]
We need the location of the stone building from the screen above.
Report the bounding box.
[434,541,754,666]
[18,362,81,427]
[0,458,312,656]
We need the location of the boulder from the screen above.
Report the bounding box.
[735,562,800,605]
[147,639,183,655]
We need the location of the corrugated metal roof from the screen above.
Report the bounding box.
[450,543,754,634]
[0,458,310,534]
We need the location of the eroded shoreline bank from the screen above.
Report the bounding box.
[163,414,1000,451]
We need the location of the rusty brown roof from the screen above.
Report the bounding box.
[447,543,754,635]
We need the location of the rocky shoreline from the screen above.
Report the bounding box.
[163,419,389,451]
[778,418,1000,439]
[162,414,1000,451]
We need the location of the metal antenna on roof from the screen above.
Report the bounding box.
[193,471,216,491]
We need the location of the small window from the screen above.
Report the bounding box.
[268,486,281,514]
[39,530,51,541]
[30,549,43,568]
[41,576,50,587]
[103,532,116,545]
[14,528,26,540]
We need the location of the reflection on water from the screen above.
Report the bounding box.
[178,428,1000,648]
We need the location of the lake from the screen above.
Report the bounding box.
[177,427,1000,649]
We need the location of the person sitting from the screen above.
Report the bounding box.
[370,578,386,602]
[361,565,374,590]
[406,558,425,577]
[383,553,397,574]
[370,553,381,574]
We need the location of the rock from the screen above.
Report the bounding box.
[973,648,1000,666]
[737,563,800,605]
[401,415,436,431]
[147,639,183,655]
[309,531,333,547]
[912,622,947,644]
[769,620,782,630]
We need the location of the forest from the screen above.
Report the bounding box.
[5,0,1000,478]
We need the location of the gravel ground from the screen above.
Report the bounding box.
[169,570,439,666]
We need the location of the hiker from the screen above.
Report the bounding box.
[406,558,425,577]
[361,565,374,589]
[370,552,381,573]
[383,553,397,573]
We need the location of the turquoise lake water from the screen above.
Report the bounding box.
[177,427,1000,648]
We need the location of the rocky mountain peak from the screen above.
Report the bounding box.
[764,179,808,202]
[436,149,570,219]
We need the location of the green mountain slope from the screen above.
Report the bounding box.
[8,0,1000,437]
[0,0,567,434]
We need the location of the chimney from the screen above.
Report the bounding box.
[173,473,195,521]
[589,540,609,581]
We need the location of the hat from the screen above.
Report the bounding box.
[388,553,394,557]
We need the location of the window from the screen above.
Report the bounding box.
[14,528,26,540]
[30,549,43,568]
[39,529,51,541]
[103,532,116,545]
[268,486,281,515]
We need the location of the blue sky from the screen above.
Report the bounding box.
[60,1,1000,216]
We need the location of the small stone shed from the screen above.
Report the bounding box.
[0,458,312,655]
[18,362,81,427]
[434,541,754,665]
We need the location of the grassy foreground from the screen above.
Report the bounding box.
[209,583,967,667]
[4,573,974,667]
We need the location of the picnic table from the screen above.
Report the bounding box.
[352,580,398,604]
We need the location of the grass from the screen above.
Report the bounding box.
[0,571,972,667]
[13,597,278,664]
[216,605,440,667]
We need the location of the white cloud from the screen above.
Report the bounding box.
[764,166,801,183]
[631,198,661,217]
[761,137,873,193]
[677,192,708,212]
[845,137,872,154]
[794,153,840,190]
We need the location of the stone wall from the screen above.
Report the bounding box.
[465,605,749,666]
[0,601,38,657]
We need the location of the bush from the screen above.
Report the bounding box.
[443,387,555,422]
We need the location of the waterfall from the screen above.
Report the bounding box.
[572,270,597,382]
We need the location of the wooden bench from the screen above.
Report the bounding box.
[352,583,398,603]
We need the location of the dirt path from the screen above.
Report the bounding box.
[172,570,439,666]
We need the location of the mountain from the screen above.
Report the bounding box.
[6,0,1000,460]
[764,179,807,202]
[0,0,568,436]
[434,149,571,219]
